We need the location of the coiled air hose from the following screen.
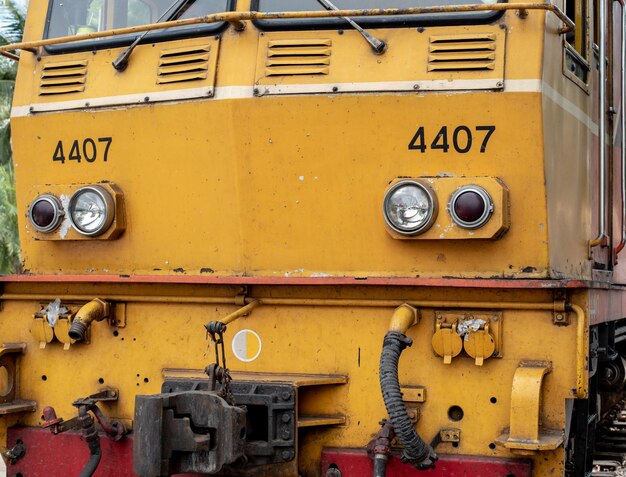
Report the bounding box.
[379,305,437,470]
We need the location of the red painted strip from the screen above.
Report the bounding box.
[8,427,136,477]
[321,448,532,477]
[0,273,590,289]
[7,427,201,477]
[7,428,533,477]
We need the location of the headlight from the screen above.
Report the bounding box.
[383,180,438,235]
[448,185,494,229]
[28,194,64,233]
[69,186,115,236]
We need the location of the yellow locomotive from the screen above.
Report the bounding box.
[0,0,623,475]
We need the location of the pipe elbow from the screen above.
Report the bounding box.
[388,304,419,334]
[69,299,110,342]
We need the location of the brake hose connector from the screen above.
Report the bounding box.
[379,304,438,470]
[69,298,110,342]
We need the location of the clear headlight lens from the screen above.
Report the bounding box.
[383,180,438,235]
[28,195,64,233]
[69,186,115,236]
[448,185,494,229]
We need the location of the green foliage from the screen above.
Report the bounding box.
[0,160,19,273]
[0,0,25,274]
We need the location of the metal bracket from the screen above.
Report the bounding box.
[110,302,126,328]
[495,361,564,452]
[440,429,461,443]
[0,343,36,415]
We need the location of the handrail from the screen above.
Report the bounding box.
[589,0,609,255]
[614,4,626,261]
[0,3,573,57]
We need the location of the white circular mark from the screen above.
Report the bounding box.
[232,329,263,363]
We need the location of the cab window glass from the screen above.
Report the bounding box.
[45,0,232,52]
[253,0,505,28]
[564,0,588,56]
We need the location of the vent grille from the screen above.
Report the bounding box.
[39,60,87,95]
[157,45,211,84]
[265,39,331,76]
[428,33,496,72]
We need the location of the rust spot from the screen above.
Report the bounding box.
[522,266,536,273]
[173,268,186,274]
[200,268,214,274]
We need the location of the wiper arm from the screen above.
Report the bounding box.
[316,0,386,54]
[113,0,195,71]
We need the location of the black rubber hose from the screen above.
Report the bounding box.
[379,331,437,470]
[79,449,102,477]
[373,455,388,477]
[78,407,102,477]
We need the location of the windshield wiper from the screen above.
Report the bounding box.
[315,0,386,54]
[113,0,195,71]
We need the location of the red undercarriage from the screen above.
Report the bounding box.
[7,427,532,476]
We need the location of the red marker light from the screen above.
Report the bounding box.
[29,195,64,233]
[449,186,493,229]
[453,191,486,223]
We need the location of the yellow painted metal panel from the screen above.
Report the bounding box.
[12,93,548,277]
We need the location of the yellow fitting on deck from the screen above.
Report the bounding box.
[68,299,110,342]
[388,304,419,334]
[221,300,260,326]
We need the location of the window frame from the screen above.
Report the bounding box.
[250,0,506,31]
[562,0,591,89]
[43,0,235,54]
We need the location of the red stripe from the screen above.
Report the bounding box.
[6,428,533,477]
[321,448,532,477]
[0,273,589,288]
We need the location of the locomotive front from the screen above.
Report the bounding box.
[0,0,613,476]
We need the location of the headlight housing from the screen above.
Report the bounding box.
[69,186,115,236]
[448,185,494,229]
[28,194,64,233]
[383,180,438,235]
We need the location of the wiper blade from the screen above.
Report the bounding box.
[316,0,386,54]
[113,0,195,71]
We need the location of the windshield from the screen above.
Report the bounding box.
[45,0,232,52]
[253,0,503,29]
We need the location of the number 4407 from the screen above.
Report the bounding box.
[52,137,113,164]
[408,126,496,154]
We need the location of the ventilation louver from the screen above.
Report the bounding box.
[428,33,497,72]
[265,39,332,77]
[157,45,211,84]
[39,60,87,96]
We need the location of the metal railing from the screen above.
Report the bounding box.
[0,3,574,60]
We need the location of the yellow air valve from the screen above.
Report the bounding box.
[463,323,496,366]
[431,322,462,364]
[30,314,53,349]
[54,314,77,350]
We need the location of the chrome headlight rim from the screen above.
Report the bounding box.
[28,194,64,233]
[383,179,438,236]
[448,185,494,230]
[68,185,115,237]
